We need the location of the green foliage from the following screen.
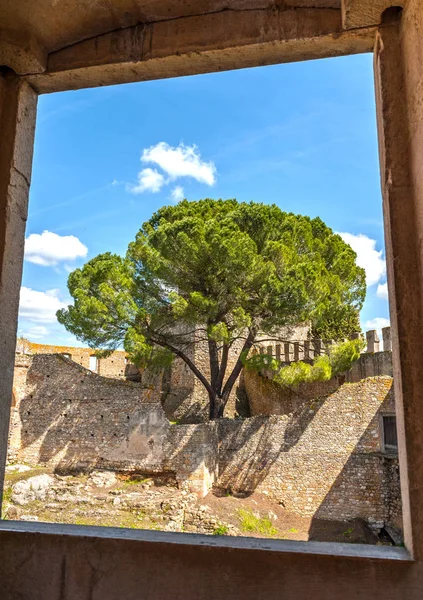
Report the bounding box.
[237,509,278,536]
[57,199,366,417]
[213,524,230,535]
[241,352,280,372]
[274,360,314,387]
[273,338,365,387]
[330,338,365,375]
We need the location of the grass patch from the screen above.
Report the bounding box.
[213,524,229,536]
[237,509,278,537]
[4,466,47,486]
[2,487,13,504]
[1,487,13,519]
[123,476,151,485]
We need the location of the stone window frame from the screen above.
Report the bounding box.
[2,2,423,598]
[380,413,399,454]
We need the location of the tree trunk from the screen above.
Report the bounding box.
[208,392,225,420]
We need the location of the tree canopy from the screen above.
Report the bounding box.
[57,199,366,419]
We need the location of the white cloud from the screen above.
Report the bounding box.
[364,317,390,331]
[338,232,386,286]
[170,186,185,203]
[142,142,216,186]
[25,230,88,267]
[377,282,388,299]
[19,325,49,340]
[127,167,165,194]
[19,287,67,323]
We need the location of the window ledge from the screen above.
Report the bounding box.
[0,520,411,562]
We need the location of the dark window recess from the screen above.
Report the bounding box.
[383,415,398,451]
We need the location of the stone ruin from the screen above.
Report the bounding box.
[7,326,401,538]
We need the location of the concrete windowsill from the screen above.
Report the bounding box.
[0,520,411,562]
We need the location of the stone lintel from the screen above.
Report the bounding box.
[27,7,376,93]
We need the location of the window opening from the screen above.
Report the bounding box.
[4,54,402,550]
[382,415,398,453]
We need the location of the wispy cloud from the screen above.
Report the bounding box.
[127,167,165,194]
[376,282,388,300]
[18,325,49,340]
[30,183,113,217]
[19,287,67,323]
[170,186,185,203]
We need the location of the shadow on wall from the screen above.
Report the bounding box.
[160,360,204,424]
[308,394,402,539]
[216,392,327,495]
[216,369,340,495]
[216,376,401,534]
[11,355,217,497]
[160,358,250,424]
[14,355,167,471]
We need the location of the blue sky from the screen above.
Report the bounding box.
[19,52,390,346]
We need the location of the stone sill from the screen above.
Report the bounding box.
[0,521,410,562]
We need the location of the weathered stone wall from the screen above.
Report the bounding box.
[15,339,139,380]
[245,350,394,417]
[217,377,401,528]
[162,324,310,423]
[8,355,402,526]
[164,423,218,496]
[8,354,217,496]
[9,354,167,472]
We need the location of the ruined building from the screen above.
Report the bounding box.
[1,1,423,598]
[8,328,401,537]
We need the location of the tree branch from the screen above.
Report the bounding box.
[208,338,220,394]
[216,342,229,394]
[221,330,256,401]
[150,334,214,397]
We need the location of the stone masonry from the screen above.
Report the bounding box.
[8,351,401,532]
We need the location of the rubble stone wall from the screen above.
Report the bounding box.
[8,356,401,526]
[217,377,401,528]
[8,355,217,496]
[245,350,394,417]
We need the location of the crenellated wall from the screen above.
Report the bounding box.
[245,350,394,417]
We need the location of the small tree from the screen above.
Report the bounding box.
[57,199,366,419]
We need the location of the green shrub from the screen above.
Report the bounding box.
[243,352,279,373]
[274,360,313,387]
[237,509,278,536]
[273,338,364,388]
[213,524,230,536]
[330,339,365,376]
